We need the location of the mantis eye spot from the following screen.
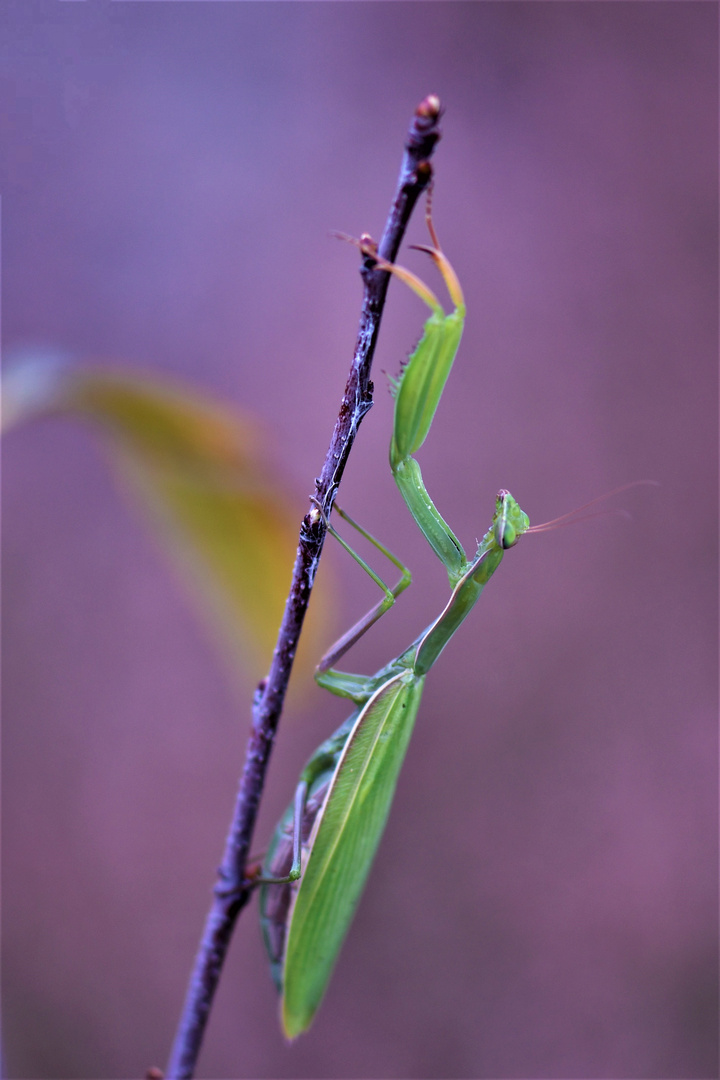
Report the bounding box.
[500,525,518,549]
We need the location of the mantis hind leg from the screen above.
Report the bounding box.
[254,714,352,887]
[252,780,308,886]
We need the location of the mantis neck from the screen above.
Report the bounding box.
[412,543,504,676]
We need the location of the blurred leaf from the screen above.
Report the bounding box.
[3,355,330,690]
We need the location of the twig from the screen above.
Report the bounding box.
[165,94,442,1080]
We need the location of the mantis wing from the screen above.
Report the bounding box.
[281,669,426,1038]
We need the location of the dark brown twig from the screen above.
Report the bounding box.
[165,95,442,1079]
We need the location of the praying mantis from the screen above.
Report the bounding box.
[256,207,533,1039]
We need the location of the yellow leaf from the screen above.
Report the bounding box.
[3,357,331,691]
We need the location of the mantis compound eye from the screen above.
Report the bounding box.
[494,489,529,549]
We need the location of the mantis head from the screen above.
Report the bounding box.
[493,490,530,549]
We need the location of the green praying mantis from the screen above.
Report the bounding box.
[256,207,536,1039]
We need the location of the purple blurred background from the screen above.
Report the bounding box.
[2,4,717,1078]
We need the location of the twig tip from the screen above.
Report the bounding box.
[417,94,441,119]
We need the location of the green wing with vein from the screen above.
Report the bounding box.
[282,669,426,1037]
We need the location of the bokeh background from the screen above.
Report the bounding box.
[2,4,717,1078]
